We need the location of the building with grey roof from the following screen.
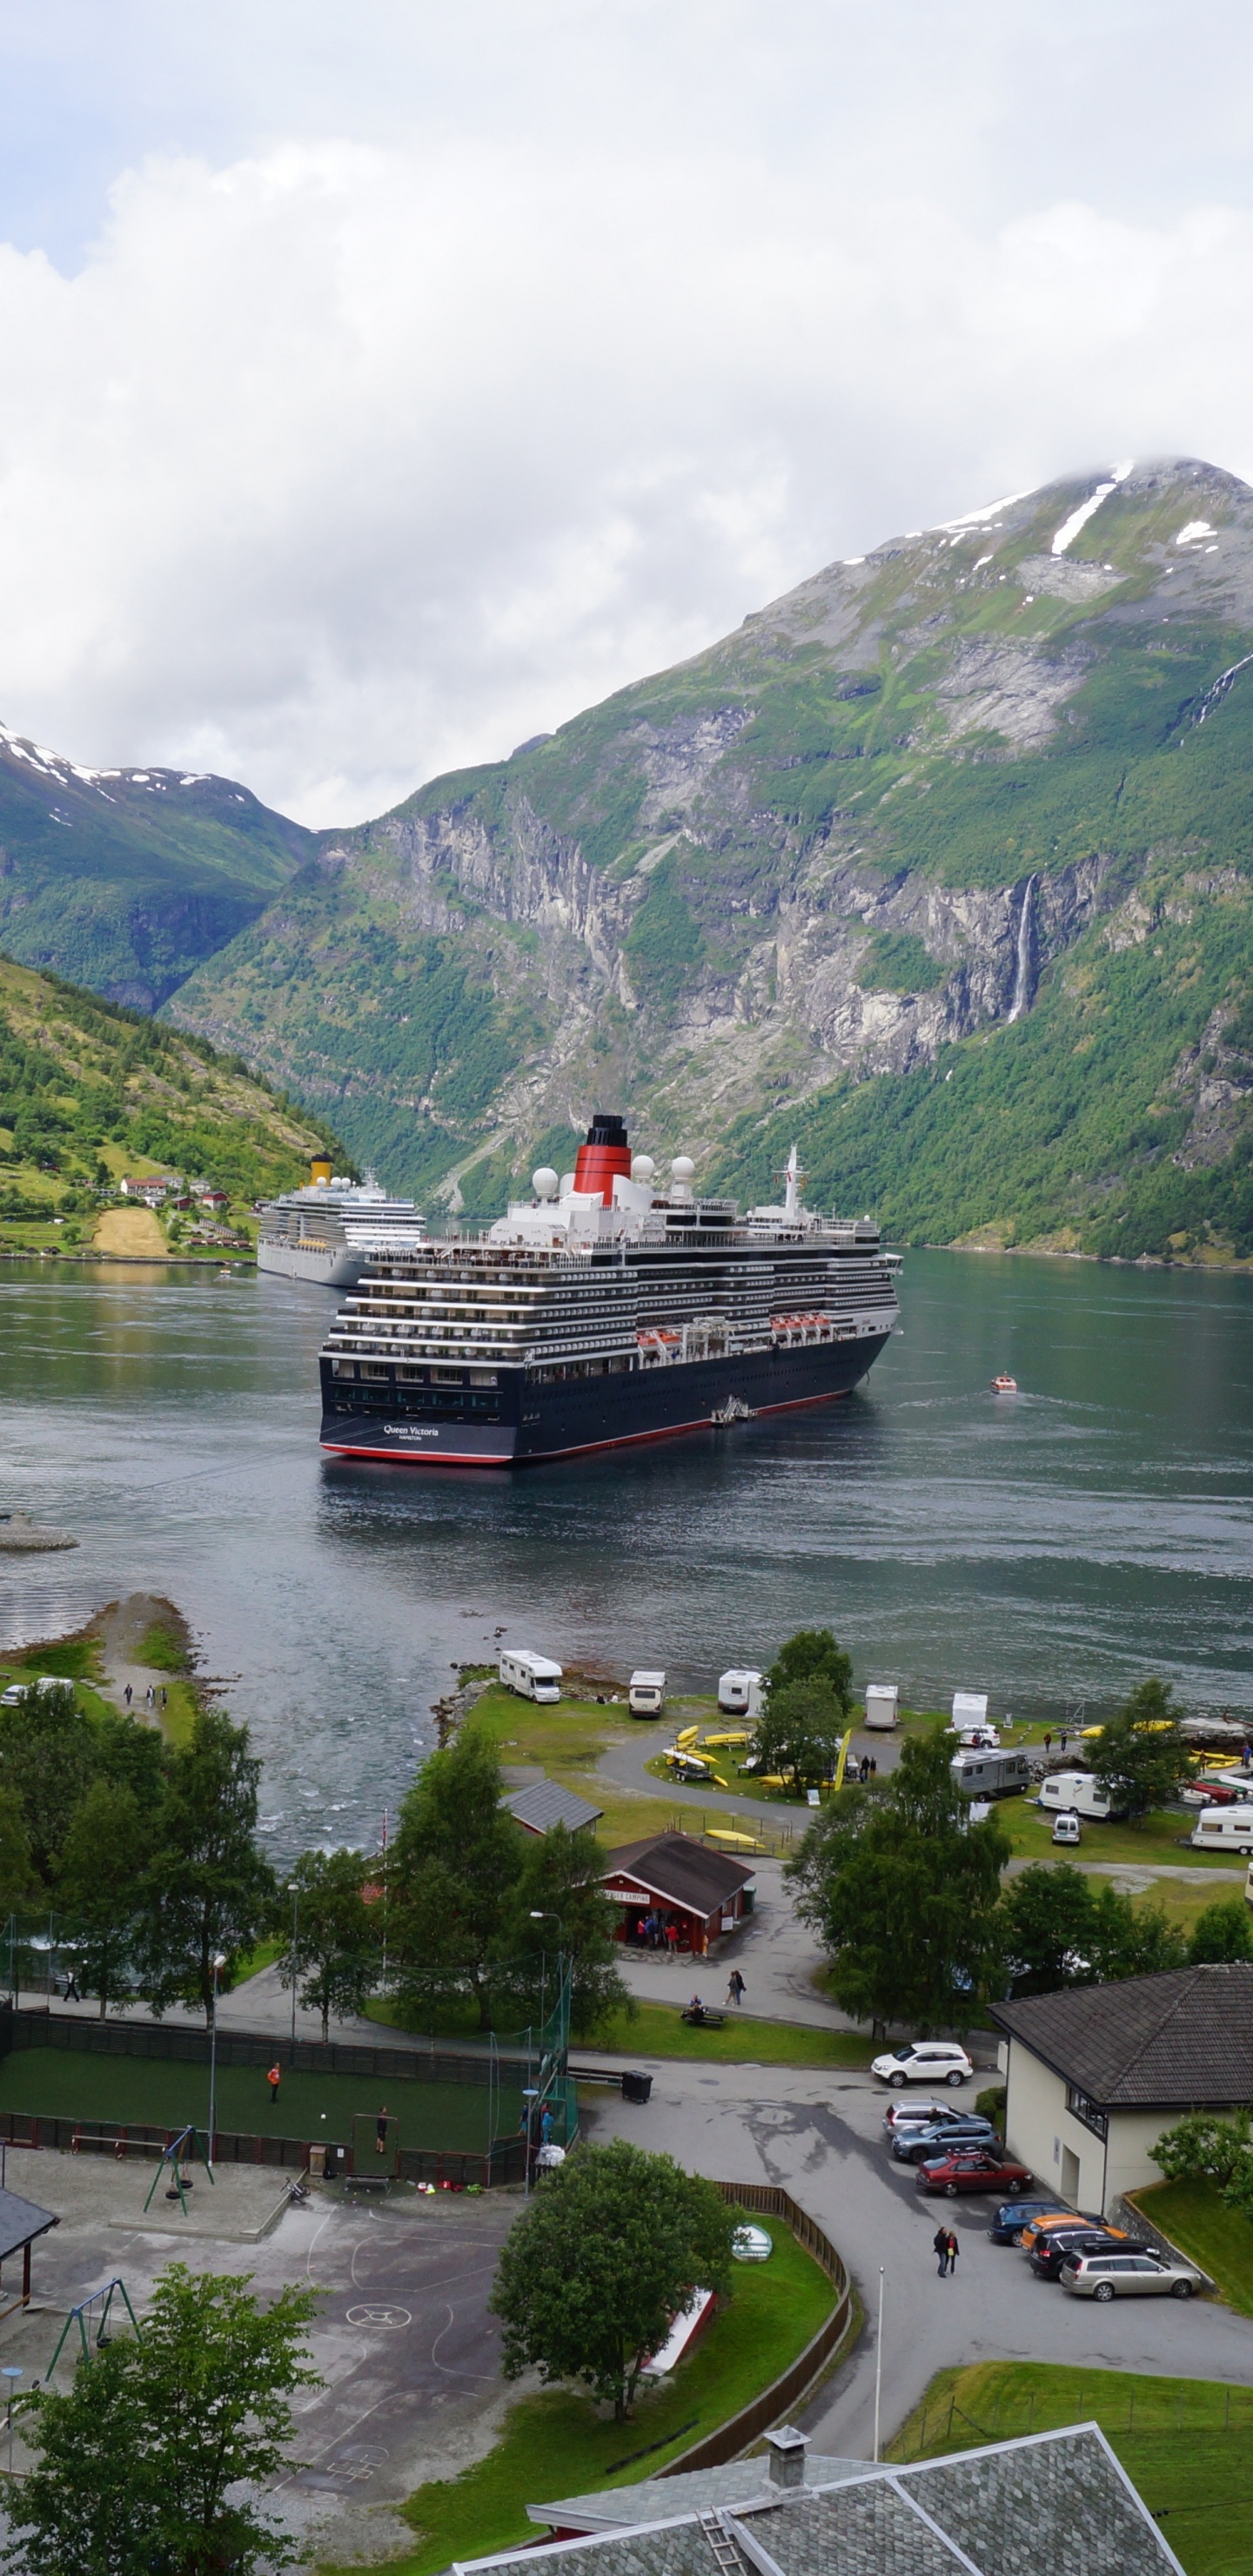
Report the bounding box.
[990,1961,1253,2214]
[504,1779,605,1836]
[457,2424,1182,2576]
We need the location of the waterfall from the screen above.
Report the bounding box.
[1006,875,1036,1023]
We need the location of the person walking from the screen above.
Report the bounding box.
[946,2229,960,2277]
[1043,1730,1052,1755]
[727,1969,746,2008]
[1059,1727,1069,1755]
[376,2105,390,2156]
[267,2063,281,2104]
[124,1683,132,1708]
[933,2224,950,2277]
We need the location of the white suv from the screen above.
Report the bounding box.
[871,2042,972,2090]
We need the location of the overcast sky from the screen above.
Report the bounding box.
[2,0,1252,824]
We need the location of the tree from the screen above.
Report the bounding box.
[1089,1678,1190,1821]
[1149,2110,1251,2189]
[997,1864,1096,1997]
[277,1848,379,2041]
[0,1684,97,1884]
[750,1678,847,1793]
[10,2261,318,2575]
[787,1729,1008,2032]
[388,1727,523,2029]
[1088,1884,1187,1982]
[56,1782,153,2018]
[491,2142,734,2419]
[764,1627,854,1712]
[1189,1899,1253,1964]
[133,1710,276,2023]
[490,1823,632,2041]
[0,1787,34,1916]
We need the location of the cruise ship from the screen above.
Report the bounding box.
[318,1115,899,1466]
[258,1163,425,1288]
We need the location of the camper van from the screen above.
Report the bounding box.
[629,1670,666,1717]
[1037,1770,1118,1821]
[1190,1804,1253,1855]
[952,1691,989,1730]
[0,1675,66,1708]
[949,1748,1032,1801]
[718,1669,764,1719]
[499,1650,563,1704]
[864,1685,899,1731]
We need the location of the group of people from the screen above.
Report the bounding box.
[932,2225,961,2277]
[854,1754,878,1784]
[122,1682,168,1712]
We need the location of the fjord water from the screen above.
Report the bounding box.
[2,1251,1251,1855]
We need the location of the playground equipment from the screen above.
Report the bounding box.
[142,2126,214,2219]
[45,2277,142,2380]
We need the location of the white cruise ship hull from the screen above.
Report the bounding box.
[258,1238,373,1290]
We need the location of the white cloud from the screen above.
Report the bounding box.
[0,22,1251,822]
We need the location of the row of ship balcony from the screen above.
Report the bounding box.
[325,1310,883,1373]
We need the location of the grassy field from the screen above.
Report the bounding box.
[1004,1795,1234,1869]
[325,2215,838,2576]
[467,1687,799,1851]
[1130,2178,1253,2317]
[587,2001,874,2070]
[887,2359,1253,2576]
[0,2046,519,2152]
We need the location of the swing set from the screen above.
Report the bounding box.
[44,2277,143,2381]
[141,2126,215,2220]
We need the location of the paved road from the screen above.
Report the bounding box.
[584,2056,1253,2458]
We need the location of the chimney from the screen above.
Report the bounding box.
[763,2428,808,2490]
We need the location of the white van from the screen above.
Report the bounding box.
[499,1650,563,1704]
[864,1685,899,1730]
[718,1669,763,1719]
[1037,1770,1117,1821]
[0,1675,66,1708]
[1190,1804,1253,1855]
[629,1670,666,1717]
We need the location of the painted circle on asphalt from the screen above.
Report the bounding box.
[345,2303,412,2330]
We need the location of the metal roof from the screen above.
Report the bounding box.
[602,1833,756,1916]
[505,1780,605,1835]
[990,1961,1253,2108]
[529,2459,873,2532]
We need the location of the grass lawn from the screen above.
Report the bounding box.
[589,2001,874,2070]
[1005,1796,1235,1870]
[467,1691,795,1851]
[0,2046,519,2152]
[887,2359,1253,2576]
[1130,2178,1253,2317]
[322,2215,838,2576]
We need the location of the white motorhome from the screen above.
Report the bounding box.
[1190,1804,1253,1855]
[952,1691,989,1729]
[718,1669,764,1719]
[0,1676,66,1708]
[499,1650,563,1704]
[629,1670,666,1716]
[864,1685,899,1730]
[950,1748,1032,1800]
[1037,1770,1118,1821]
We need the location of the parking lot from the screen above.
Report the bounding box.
[0,2147,520,2571]
[582,2054,1253,2455]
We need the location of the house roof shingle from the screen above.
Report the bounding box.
[530,2459,871,2532]
[602,1833,757,1917]
[457,2426,1183,2576]
[505,1780,604,1835]
[990,1961,1253,2108]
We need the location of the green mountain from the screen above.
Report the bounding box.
[0,953,342,1254]
[14,454,1253,1262]
[0,722,311,1010]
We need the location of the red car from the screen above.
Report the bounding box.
[915,2148,1033,2197]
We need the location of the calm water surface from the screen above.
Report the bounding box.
[1,1251,1250,1854]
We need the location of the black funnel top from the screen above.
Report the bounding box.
[586,1112,629,1147]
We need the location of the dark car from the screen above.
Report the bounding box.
[988,2197,1070,2244]
[1029,2225,1133,2279]
[891,2116,999,2165]
[915,2149,1032,2197]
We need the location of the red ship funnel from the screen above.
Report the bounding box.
[573,1112,632,1205]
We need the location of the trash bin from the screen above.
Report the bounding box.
[308,2144,325,2178]
[622,2071,653,2104]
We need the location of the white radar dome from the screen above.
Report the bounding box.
[631,1155,655,1183]
[671,1156,695,1185]
[532,1167,559,1200]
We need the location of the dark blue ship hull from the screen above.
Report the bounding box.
[319,1331,891,1466]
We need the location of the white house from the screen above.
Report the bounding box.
[990,1961,1253,2215]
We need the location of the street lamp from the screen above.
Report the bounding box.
[285,1879,299,2055]
[2,2367,21,2476]
[207,1951,227,2167]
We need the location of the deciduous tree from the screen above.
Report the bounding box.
[750,1678,847,1793]
[278,1847,379,2041]
[490,1822,632,2041]
[1189,1899,1253,1964]
[56,1781,152,2018]
[388,1726,522,2029]
[491,2142,734,2419]
[134,1710,276,2023]
[10,2261,318,2575]
[765,1627,853,1712]
[997,1863,1096,1997]
[1089,1679,1189,1821]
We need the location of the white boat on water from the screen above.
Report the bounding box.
[257,1163,424,1289]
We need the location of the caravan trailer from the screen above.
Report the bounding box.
[629,1670,667,1717]
[718,1670,764,1720]
[499,1650,563,1704]
[949,1748,1032,1801]
[1190,1804,1253,1855]
[1037,1771,1118,1821]
[864,1685,899,1731]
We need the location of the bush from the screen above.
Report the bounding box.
[975,2084,1007,2128]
